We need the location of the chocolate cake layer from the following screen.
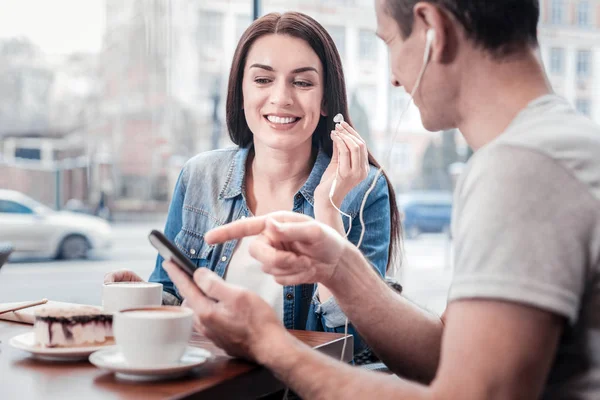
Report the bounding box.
[34,307,113,348]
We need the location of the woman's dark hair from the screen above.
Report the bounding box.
[226,12,402,271]
[385,0,539,57]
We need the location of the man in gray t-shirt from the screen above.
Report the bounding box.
[157,1,600,399]
[450,94,600,398]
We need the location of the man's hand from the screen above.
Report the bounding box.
[204,211,350,287]
[181,299,203,333]
[163,261,288,361]
[104,269,144,284]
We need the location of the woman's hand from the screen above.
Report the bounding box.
[103,269,144,284]
[315,121,369,208]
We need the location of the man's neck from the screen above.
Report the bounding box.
[456,48,553,151]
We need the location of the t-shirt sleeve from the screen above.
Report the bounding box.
[448,145,594,324]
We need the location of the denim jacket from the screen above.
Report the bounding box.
[149,146,391,355]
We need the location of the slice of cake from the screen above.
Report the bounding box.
[34,307,113,348]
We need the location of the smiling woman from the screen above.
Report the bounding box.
[106,11,402,361]
[240,35,325,149]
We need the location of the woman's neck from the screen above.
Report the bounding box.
[245,141,316,215]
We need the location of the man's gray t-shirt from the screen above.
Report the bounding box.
[448,95,600,399]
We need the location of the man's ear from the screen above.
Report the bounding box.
[413,2,455,63]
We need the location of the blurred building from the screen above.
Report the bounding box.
[0,38,54,135]
[0,38,102,209]
[98,0,173,209]
[538,0,600,121]
[1,130,91,207]
[98,0,249,208]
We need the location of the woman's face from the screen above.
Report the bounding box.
[242,34,326,151]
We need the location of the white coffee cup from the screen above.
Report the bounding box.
[113,306,194,367]
[102,282,163,313]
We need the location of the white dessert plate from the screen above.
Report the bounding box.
[9,331,115,361]
[89,346,212,382]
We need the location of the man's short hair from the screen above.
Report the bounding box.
[385,0,539,57]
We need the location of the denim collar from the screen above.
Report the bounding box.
[219,145,330,206]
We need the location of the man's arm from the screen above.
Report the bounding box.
[166,225,565,399]
[256,298,564,400]
[326,244,444,382]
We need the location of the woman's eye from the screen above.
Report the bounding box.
[294,81,312,88]
[255,78,272,84]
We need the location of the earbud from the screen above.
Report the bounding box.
[330,113,343,201]
[407,28,435,99]
[424,29,435,63]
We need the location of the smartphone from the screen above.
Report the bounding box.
[148,230,197,277]
[148,230,217,301]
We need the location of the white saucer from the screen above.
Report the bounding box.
[9,332,116,361]
[89,346,212,381]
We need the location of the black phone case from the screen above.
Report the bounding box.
[148,230,196,277]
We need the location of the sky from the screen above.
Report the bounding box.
[0,0,104,54]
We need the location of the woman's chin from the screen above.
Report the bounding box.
[252,134,314,153]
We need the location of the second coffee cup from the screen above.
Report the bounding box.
[102,281,163,313]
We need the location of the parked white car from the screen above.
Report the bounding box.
[0,190,112,260]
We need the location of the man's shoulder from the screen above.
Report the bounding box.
[469,101,600,201]
[495,95,600,160]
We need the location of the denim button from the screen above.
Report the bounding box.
[221,256,227,262]
[190,249,196,255]
[286,293,294,300]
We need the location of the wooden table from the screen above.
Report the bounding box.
[0,321,353,399]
